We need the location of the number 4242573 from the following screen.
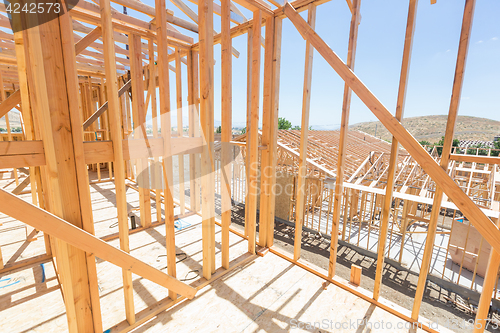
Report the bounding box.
[6,2,61,14]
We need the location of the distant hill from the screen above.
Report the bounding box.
[350,115,500,144]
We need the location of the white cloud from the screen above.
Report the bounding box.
[476,40,483,44]
[492,37,498,41]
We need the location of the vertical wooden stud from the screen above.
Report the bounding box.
[328,0,361,278]
[373,0,417,300]
[247,9,262,255]
[411,0,476,320]
[293,3,316,261]
[156,0,177,299]
[99,0,135,323]
[221,0,232,269]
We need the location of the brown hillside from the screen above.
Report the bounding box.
[350,115,500,144]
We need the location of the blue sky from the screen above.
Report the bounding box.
[113,0,499,129]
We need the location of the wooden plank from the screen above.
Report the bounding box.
[244,28,253,238]
[0,188,197,299]
[282,2,500,258]
[60,14,103,331]
[231,0,273,16]
[0,140,44,155]
[187,50,200,213]
[350,264,361,286]
[109,252,257,333]
[71,1,194,45]
[199,0,216,278]
[129,33,152,229]
[373,0,416,301]
[451,154,500,165]
[169,0,240,58]
[411,0,476,321]
[220,0,232,269]
[175,49,186,215]
[257,14,278,248]
[185,0,245,24]
[148,40,162,223]
[0,89,20,119]
[247,9,262,255]
[293,3,316,261]
[326,0,360,277]
[266,17,283,247]
[0,72,18,185]
[82,79,131,130]
[74,26,102,55]
[12,175,30,195]
[473,202,500,333]
[99,0,136,323]
[23,11,93,331]
[83,137,203,164]
[155,0,177,300]
[12,23,46,250]
[269,246,442,333]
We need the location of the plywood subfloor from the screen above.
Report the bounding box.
[0,175,440,333]
[131,250,429,333]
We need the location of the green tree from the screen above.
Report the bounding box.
[435,136,461,155]
[492,138,500,157]
[215,125,221,134]
[278,117,292,130]
[419,140,432,153]
[419,140,431,146]
[291,125,301,130]
[241,127,246,134]
[467,143,489,156]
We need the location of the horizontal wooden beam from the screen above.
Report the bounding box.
[84,137,204,164]
[0,137,203,168]
[450,153,500,165]
[232,0,273,15]
[0,153,45,168]
[0,140,44,155]
[283,2,500,256]
[74,0,194,44]
[0,188,197,299]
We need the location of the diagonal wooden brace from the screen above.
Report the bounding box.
[0,188,197,300]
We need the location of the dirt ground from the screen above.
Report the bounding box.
[219,201,500,333]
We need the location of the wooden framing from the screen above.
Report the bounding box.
[258,14,282,248]
[327,0,360,278]
[373,0,417,300]
[198,0,216,278]
[246,9,262,255]
[155,0,177,300]
[293,3,316,261]
[411,0,476,320]
[99,0,136,323]
[220,0,232,269]
[0,0,498,331]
